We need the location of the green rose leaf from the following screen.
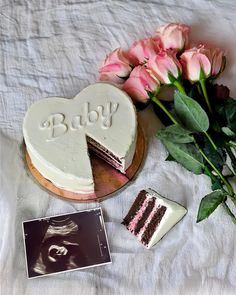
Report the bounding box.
[157,125,194,144]
[165,154,175,161]
[174,91,209,132]
[162,140,204,174]
[197,190,227,223]
[222,127,236,138]
[211,179,222,191]
[215,98,236,132]
[203,167,222,191]
[225,100,236,130]
[202,137,226,173]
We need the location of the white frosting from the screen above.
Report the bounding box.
[23,83,137,193]
[144,189,187,249]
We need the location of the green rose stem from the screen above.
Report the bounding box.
[197,84,203,96]
[203,131,218,150]
[225,146,236,175]
[222,202,236,225]
[205,166,236,223]
[203,133,233,175]
[202,131,226,174]
[199,79,213,114]
[151,96,178,125]
[199,146,236,207]
[195,141,235,198]
[203,134,229,179]
[225,164,236,177]
[204,166,223,188]
[173,80,186,95]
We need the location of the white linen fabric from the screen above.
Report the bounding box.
[1,1,236,294]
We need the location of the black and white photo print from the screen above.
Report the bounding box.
[22,208,111,278]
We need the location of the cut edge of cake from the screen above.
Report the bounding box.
[86,131,137,174]
[122,189,187,249]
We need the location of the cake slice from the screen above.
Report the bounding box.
[122,189,187,249]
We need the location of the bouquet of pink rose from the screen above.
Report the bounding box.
[98,23,236,225]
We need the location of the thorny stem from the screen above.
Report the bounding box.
[199,79,213,113]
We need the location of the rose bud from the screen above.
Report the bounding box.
[122,65,160,103]
[128,38,161,66]
[99,48,132,84]
[147,51,182,84]
[155,23,190,52]
[180,45,211,82]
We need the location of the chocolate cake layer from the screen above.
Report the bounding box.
[134,197,155,235]
[86,135,126,173]
[88,144,123,171]
[122,190,146,226]
[87,136,122,164]
[141,206,167,246]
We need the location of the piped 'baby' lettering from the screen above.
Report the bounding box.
[98,102,119,129]
[40,102,119,139]
[40,113,68,140]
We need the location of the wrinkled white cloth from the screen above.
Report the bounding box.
[1,1,236,294]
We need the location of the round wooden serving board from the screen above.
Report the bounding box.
[25,124,146,203]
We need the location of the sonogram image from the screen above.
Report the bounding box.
[23,208,111,278]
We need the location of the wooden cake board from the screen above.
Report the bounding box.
[25,124,146,203]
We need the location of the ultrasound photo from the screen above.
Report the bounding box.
[22,208,111,278]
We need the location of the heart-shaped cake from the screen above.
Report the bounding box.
[23,83,137,193]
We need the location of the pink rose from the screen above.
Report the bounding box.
[208,47,225,77]
[147,51,182,84]
[180,45,211,82]
[128,38,161,66]
[99,48,132,84]
[122,65,160,103]
[155,23,190,52]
